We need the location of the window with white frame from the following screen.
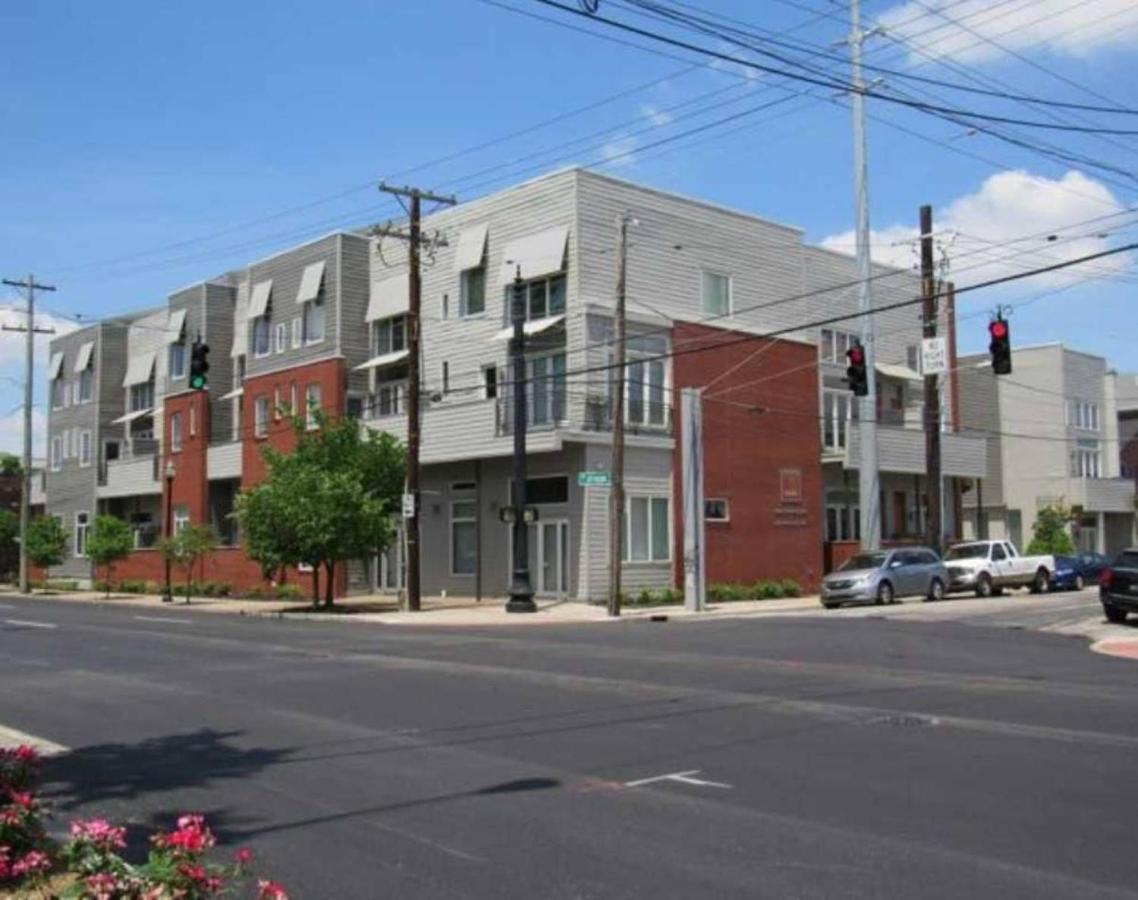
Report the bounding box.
[624,496,671,562]
[450,500,477,575]
[79,430,92,467]
[702,271,731,316]
[1069,399,1100,432]
[130,380,154,412]
[51,378,66,410]
[305,383,322,429]
[50,436,63,471]
[820,328,858,364]
[169,340,186,379]
[275,322,288,354]
[507,273,566,322]
[374,382,404,418]
[527,353,566,426]
[482,366,497,399]
[75,512,89,558]
[624,334,669,427]
[825,505,862,541]
[78,367,93,404]
[460,266,486,317]
[291,316,303,349]
[252,312,272,357]
[170,413,183,452]
[1070,439,1101,478]
[372,315,406,355]
[273,387,282,421]
[705,498,729,522]
[822,389,856,451]
[254,396,270,438]
[303,295,325,344]
[173,505,190,536]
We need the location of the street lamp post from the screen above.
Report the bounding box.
[506,268,537,614]
[162,461,176,604]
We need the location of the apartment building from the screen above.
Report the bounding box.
[41,168,967,598]
[958,344,1137,556]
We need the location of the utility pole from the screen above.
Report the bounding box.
[847,0,882,550]
[608,216,630,617]
[920,205,943,553]
[370,183,455,612]
[506,269,537,613]
[681,387,706,612]
[2,274,56,595]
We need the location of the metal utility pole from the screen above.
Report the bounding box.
[681,387,706,612]
[919,205,943,553]
[506,270,537,613]
[371,183,455,612]
[608,216,630,617]
[847,0,882,550]
[2,274,56,594]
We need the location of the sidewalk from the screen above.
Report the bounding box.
[0,585,822,626]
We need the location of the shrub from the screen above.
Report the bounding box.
[780,579,801,598]
[756,580,783,599]
[708,582,747,602]
[30,579,80,592]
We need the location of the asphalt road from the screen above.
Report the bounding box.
[1,590,1136,899]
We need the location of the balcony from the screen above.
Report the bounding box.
[844,425,988,479]
[207,441,242,480]
[1066,477,1136,514]
[98,455,160,498]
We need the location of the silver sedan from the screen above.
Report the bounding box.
[821,548,949,609]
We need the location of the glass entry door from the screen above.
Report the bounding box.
[516,519,569,596]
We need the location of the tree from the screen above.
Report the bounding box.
[0,454,21,477]
[168,525,217,604]
[235,415,405,607]
[1027,504,1077,556]
[0,509,18,583]
[86,516,135,597]
[25,516,68,585]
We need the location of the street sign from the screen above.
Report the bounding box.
[921,337,948,376]
[578,471,612,488]
[401,492,415,519]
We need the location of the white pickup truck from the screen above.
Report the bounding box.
[944,540,1055,597]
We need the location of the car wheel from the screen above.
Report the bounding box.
[822,601,839,610]
[1031,569,1049,594]
[1104,605,1128,624]
[925,578,945,602]
[975,574,993,598]
[876,582,893,606]
[1074,574,1085,592]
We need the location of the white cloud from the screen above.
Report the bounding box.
[640,104,674,128]
[0,408,47,458]
[599,135,639,168]
[0,308,78,456]
[877,0,1138,64]
[820,169,1131,289]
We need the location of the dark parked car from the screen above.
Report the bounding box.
[1100,549,1138,624]
[1051,552,1110,591]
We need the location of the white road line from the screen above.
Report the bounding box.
[625,769,732,789]
[0,724,68,756]
[3,619,57,630]
[133,616,193,625]
[0,603,16,610]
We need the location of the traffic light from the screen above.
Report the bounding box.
[988,316,1011,375]
[846,341,868,397]
[189,340,210,390]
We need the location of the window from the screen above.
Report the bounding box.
[482,366,497,399]
[372,315,407,355]
[820,328,858,364]
[452,481,476,492]
[305,383,322,429]
[290,382,298,416]
[450,500,477,575]
[528,353,566,425]
[130,380,154,412]
[273,387,283,420]
[825,505,861,541]
[170,413,183,452]
[992,544,1007,561]
[50,436,63,471]
[705,498,729,521]
[508,274,566,322]
[1070,399,1100,432]
[1070,439,1101,478]
[254,396,270,438]
[79,430,92,467]
[78,369,93,404]
[189,406,197,437]
[823,389,856,451]
[627,357,667,426]
[906,344,920,373]
[303,296,325,344]
[375,382,404,418]
[624,496,670,562]
[702,271,731,316]
[460,266,486,316]
[510,476,569,506]
[291,316,303,350]
[275,322,288,354]
[252,315,271,357]
[75,512,89,558]
[173,505,190,536]
[51,378,65,410]
[169,341,186,379]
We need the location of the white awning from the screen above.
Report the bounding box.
[453,224,488,272]
[354,349,410,371]
[48,351,64,380]
[218,386,244,402]
[366,273,409,322]
[493,313,566,342]
[231,291,248,359]
[498,226,568,286]
[110,407,154,425]
[122,350,156,387]
[297,260,326,304]
[247,279,272,319]
[876,362,922,382]
[73,342,94,373]
[165,308,187,343]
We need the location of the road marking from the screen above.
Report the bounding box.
[133,616,193,625]
[3,619,57,630]
[0,603,16,610]
[0,724,68,756]
[625,769,732,790]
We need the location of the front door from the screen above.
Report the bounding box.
[517,520,569,596]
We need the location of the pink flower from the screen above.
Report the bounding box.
[177,814,206,831]
[8,791,35,809]
[70,817,127,850]
[12,849,51,877]
[180,862,207,882]
[257,879,290,900]
[235,847,254,866]
[86,873,119,900]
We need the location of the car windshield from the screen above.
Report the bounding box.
[839,553,887,571]
[1115,551,1138,569]
[1054,555,1076,568]
[945,543,989,560]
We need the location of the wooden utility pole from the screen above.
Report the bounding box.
[919,205,943,553]
[608,216,630,617]
[370,184,455,612]
[2,274,56,594]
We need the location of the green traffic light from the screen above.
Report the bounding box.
[190,375,207,390]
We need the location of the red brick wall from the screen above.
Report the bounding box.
[671,323,823,590]
[164,391,210,530]
[106,547,321,599]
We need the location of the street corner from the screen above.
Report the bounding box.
[1091,635,1138,662]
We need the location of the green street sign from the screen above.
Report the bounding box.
[578,471,612,488]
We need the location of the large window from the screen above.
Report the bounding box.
[79,430,92,468]
[825,506,861,541]
[78,368,93,404]
[130,380,154,412]
[173,505,190,536]
[1069,399,1100,432]
[254,396,270,438]
[508,274,566,322]
[820,328,858,364]
[1070,439,1101,478]
[823,389,855,451]
[528,353,567,426]
[372,315,406,355]
[702,271,731,316]
[627,357,667,426]
[305,384,322,430]
[50,436,62,472]
[252,315,271,357]
[450,500,477,575]
[75,512,89,558]
[169,341,186,379]
[303,296,325,344]
[460,266,486,317]
[51,378,66,410]
[275,322,288,355]
[374,382,404,418]
[170,413,183,452]
[624,496,671,562]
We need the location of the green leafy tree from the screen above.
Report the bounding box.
[0,453,21,477]
[168,524,217,604]
[1027,504,1077,556]
[25,515,68,584]
[235,415,405,607]
[86,516,135,597]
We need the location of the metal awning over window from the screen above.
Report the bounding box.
[122,350,156,387]
[453,224,488,272]
[876,362,922,382]
[366,273,409,322]
[355,349,410,371]
[110,407,154,425]
[218,386,244,402]
[73,342,94,373]
[48,351,64,380]
[498,226,568,286]
[247,279,272,319]
[493,313,566,342]
[297,260,326,304]
[165,308,187,343]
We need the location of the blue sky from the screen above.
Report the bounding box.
[2,0,1137,453]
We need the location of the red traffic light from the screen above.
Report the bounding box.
[989,320,1008,339]
[847,345,864,365]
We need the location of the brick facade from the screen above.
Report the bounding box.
[671,323,824,590]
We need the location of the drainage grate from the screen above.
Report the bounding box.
[867,713,938,728]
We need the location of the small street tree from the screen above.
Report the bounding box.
[25,516,68,586]
[86,516,135,597]
[0,453,21,476]
[0,509,17,582]
[1027,504,1077,556]
[172,524,217,604]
